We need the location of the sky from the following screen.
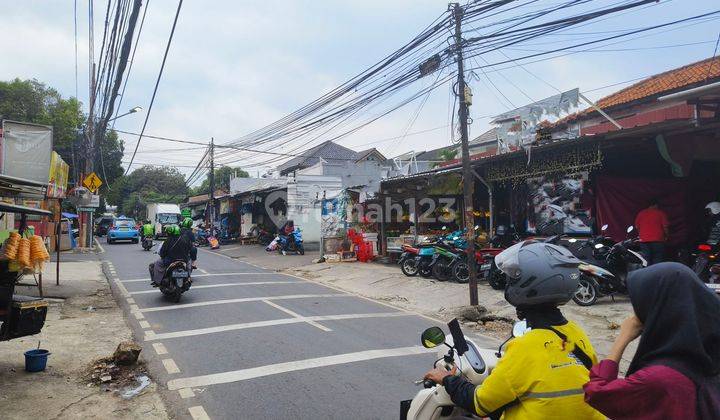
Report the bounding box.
[1,0,719,184]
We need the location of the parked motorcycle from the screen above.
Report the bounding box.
[157,260,193,303]
[570,226,647,306]
[691,243,719,282]
[277,228,304,255]
[399,243,433,277]
[400,318,528,420]
[141,236,153,251]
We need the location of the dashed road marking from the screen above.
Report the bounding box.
[138,320,151,329]
[133,311,145,320]
[152,343,168,355]
[126,297,135,304]
[178,388,195,399]
[128,281,302,295]
[144,312,409,341]
[129,304,140,311]
[168,346,430,390]
[138,293,346,313]
[188,406,210,420]
[162,358,181,374]
[262,299,331,332]
[120,272,277,283]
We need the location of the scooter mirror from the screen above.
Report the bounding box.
[442,226,447,231]
[594,243,605,249]
[568,238,578,243]
[512,321,530,338]
[421,326,446,349]
[601,224,609,231]
[626,226,634,234]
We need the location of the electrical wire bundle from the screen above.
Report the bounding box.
[206,0,718,172]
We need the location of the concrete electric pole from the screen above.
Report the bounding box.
[452,3,478,306]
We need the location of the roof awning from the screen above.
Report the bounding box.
[0,202,52,216]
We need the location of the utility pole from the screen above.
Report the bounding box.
[209,137,215,229]
[452,3,478,306]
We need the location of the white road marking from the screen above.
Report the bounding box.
[95,238,106,254]
[114,278,131,298]
[188,406,210,420]
[152,343,168,355]
[127,281,302,295]
[138,293,346,313]
[262,299,331,332]
[138,320,151,329]
[120,272,277,283]
[129,304,140,311]
[126,297,135,304]
[178,388,195,399]
[162,358,181,374]
[144,312,410,341]
[197,268,208,274]
[168,346,430,390]
[133,311,145,320]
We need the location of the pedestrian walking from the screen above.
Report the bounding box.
[634,199,669,265]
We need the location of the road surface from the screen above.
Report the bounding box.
[100,239,495,419]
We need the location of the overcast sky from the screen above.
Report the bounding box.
[2,0,719,183]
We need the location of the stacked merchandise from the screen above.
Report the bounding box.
[1,232,51,273]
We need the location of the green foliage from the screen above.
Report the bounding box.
[106,165,189,218]
[433,148,458,168]
[192,166,248,195]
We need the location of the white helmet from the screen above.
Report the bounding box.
[706,202,720,216]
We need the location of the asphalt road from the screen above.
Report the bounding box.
[100,239,496,420]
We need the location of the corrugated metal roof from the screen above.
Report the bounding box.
[230,177,287,195]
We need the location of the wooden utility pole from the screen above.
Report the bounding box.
[452,3,478,306]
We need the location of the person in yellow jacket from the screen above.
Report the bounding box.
[424,241,605,419]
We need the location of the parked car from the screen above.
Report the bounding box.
[95,216,114,236]
[107,217,140,244]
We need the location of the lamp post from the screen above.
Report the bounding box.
[107,106,142,123]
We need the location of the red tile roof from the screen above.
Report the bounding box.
[595,56,720,109]
[560,56,720,125]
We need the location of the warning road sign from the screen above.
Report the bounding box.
[82,172,103,193]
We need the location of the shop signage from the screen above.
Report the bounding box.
[47,152,70,199]
[1,120,53,183]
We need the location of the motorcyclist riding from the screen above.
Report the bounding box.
[150,224,193,286]
[279,219,295,255]
[141,219,154,241]
[423,241,604,419]
[180,217,198,269]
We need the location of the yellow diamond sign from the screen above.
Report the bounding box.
[82,172,103,193]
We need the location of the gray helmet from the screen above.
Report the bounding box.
[496,240,581,308]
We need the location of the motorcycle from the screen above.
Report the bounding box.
[141,236,153,251]
[277,228,304,255]
[707,264,720,294]
[157,260,193,303]
[691,243,719,282]
[400,318,528,420]
[428,241,466,282]
[570,226,647,306]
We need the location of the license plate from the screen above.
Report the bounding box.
[480,263,491,271]
[172,271,189,278]
[119,227,128,231]
[706,283,720,292]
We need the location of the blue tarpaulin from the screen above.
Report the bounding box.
[62,212,78,219]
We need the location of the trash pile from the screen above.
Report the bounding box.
[85,341,152,399]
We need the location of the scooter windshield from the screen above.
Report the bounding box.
[494,240,537,280]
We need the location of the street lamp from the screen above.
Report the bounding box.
[107,106,142,122]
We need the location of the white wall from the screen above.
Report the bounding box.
[286,174,342,243]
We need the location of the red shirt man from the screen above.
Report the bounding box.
[634,201,669,265]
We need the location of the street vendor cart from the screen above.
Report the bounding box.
[0,186,52,341]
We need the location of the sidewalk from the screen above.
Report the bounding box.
[0,260,168,419]
[213,243,638,369]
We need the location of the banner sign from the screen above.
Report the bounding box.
[1,120,53,183]
[47,151,69,199]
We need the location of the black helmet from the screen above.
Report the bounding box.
[496,240,581,307]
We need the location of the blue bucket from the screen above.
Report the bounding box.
[24,349,51,372]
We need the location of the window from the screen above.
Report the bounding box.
[158,213,181,224]
[115,219,135,228]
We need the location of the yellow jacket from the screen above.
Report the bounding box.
[474,321,605,419]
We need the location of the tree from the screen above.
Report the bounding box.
[434,148,458,168]
[106,165,189,218]
[192,166,248,195]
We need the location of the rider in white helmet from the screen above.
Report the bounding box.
[703,202,720,245]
